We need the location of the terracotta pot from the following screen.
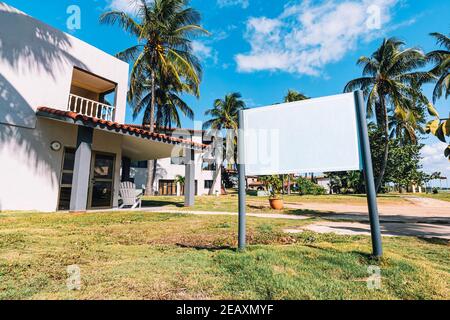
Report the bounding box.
[269,198,284,210]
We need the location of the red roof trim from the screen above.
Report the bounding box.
[36,107,207,149]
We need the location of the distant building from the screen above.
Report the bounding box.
[129,127,222,196]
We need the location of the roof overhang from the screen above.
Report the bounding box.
[71,67,116,93]
[36,107,206,161]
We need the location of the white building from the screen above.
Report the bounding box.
[128,127,222,196]
[0,3,205,212]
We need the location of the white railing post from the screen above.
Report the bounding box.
[67,94,115,122]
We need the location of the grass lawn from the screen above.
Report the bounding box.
[414,192,450,202]
[0,210,448,300]
[142,194,411,214]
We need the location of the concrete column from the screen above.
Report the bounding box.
[121,157,131,182]
[184,148,195,207]
[70,126,93,212]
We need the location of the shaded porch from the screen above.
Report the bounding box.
[36,107,206,212]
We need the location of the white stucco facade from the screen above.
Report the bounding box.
[0,3,210,212]
[0,3,130,212]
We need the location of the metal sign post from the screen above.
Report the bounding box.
[238,110,247,251]
[354,90,383,257]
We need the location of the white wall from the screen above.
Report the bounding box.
[0,118,77,212]
[0,3,129,212]
[0,118,125,212]
[0,2,129,128]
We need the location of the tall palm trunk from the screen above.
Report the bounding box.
[375,96,389,193]
[145,69,157,196]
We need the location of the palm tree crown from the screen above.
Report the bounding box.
[100,0,208,129]
[284,89,309,103]
[203,92,246,130]
[344,38,431,191]
[428,31,450,102]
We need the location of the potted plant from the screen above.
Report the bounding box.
[261,176,284,210]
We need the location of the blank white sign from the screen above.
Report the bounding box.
[241,92,362,176]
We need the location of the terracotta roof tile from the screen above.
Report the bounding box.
[36,107,207,150]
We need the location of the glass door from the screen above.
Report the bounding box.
[88,152,115,209]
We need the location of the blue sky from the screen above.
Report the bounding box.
[5,0,450,178]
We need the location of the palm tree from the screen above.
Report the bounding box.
[132,72,194,129]
[131,72,195,194]
[100,0,207,195]
[344,38,431,192]
[175,175,185,195]
[203,93,246,169]
[284,89,309,102]
[389,106,426,145]
[389,81,426,145]
[203,93,246,131]
[427,32,450,102]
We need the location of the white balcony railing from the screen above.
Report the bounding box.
[67,94,115,122]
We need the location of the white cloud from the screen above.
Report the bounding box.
[107,0,140,14]
[421,142,450,177]
[217,0,249,9]
[235,0,398,75]
[192,40,218,64]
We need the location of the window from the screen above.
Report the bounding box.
[204,180,214,189]
[58,148,76,210]
[202,162,216,171]
[131,161,148,169]
[159,180,177,196]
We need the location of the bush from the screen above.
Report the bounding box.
[432,188,439,194]
[297,177,326,195]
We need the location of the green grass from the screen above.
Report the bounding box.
[141,194,410,214]
[0,211,448,300]
[414,192,450,202]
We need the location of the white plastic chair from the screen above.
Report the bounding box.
[119,182,143,209]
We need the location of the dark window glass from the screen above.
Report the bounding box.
[90,181,113,208]
[130,161,148,169]
[63,149,76,171]
[58,187,72,210]
[61,173,73,185]
[204,180,213,189]
[94,154,114,179]
[202,162,216,171]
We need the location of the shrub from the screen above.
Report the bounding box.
[297,177,326,195]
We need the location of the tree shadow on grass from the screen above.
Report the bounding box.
[286,209,336,215]
[141,199,184,208]
[176,243,235,252]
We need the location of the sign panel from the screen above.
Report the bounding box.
[241,92,362,176]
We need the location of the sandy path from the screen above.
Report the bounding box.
[276,196,450,218]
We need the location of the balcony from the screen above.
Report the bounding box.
[68,93,115,122]
[67,67,117,122]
